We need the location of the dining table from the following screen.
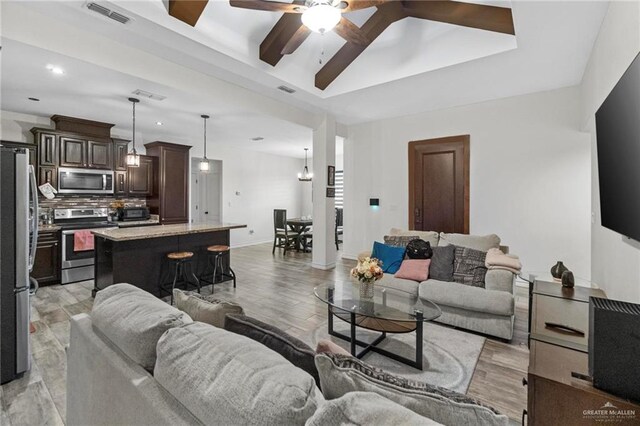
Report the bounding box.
[286,217,312,252]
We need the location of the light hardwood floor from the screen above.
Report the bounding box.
[0,243,529,425]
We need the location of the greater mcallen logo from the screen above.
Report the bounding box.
[583,402,637,423]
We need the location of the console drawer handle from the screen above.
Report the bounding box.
[544,322,585,337]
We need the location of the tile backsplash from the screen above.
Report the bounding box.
[39,195,146,211]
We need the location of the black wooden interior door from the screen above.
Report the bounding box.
[408,135,469,233]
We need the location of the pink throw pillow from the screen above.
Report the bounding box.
[316,339,351,356]
[394,259,431,282]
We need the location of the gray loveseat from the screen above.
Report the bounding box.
[361,229,516,340]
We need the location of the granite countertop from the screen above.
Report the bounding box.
[38,224,61,232]
[91,222,247,242]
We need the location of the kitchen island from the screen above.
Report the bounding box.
[92,222,246,297]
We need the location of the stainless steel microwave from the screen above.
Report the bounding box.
[57,167,114,194]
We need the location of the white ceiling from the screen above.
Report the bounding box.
[0,40,315,158]
[0,0,610,157]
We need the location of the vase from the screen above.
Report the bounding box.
[359,281,375,299]
[550,261,568,282]
[561,271,575,288]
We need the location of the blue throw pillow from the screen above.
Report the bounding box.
[371,241,406,274]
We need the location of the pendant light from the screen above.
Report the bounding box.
[199,114,210,173]
[298,148,313,181]
[125,97,140,167]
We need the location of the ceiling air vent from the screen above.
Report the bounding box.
[131,89,167,101]
[277,85,296,94]
[251,137,264,141]
[87,2,131,24]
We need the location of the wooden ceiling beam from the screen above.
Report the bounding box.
[168,0,209,27]
[403,1,515,35]
[259,1,309,66]
[315,2,406,90]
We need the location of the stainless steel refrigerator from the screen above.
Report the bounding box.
[1,147,38,384]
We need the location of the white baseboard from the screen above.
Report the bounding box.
[312,262,337,270]
[231,239,272,249]
[341,253,358,261]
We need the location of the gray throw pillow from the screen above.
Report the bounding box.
[429,245,456,281]
[174,289,244,328]
[224,314,320,388]
[91,283,192,370]
[453,246,488,288]
[315,353,508,426]
[307,391,440,426]
[155,323,322,425]
[384,235,419,248]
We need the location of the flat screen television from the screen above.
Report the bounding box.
[596,52,640,242]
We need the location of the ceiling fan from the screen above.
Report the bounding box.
[168,0,516,90]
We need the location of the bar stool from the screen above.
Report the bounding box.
[200,245,236,292]
[159,251,200,305]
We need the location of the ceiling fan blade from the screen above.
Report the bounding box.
[334,17,370,45]
[403,0,515,35]
[260,6,310,66]
[339,0,388,13]
[169,0,209,26]
[281,25,312,54]
[229,0,305,13]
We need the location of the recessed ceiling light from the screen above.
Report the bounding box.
[251,137,264,141]
[46,64,65,75]
[156,121,163,126]
[28,97,40,102]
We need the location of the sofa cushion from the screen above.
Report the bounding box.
[371,241,405,274]
[307,391,442,426]
[453,246,488,288]
[91,283,192,370]
[439,233,501,251]
[155,322,322,426]
[390,228,440,247]
[224,314,320,388]
[375,274,420,297]
[419,280,514,316]
[383,235,419,248]
[429,245,455,282]
[174,289,244,328]
[315,353,508,426]
[395,259,431,282]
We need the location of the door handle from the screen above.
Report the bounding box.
[544,322,585,337]
[414,207,421,223]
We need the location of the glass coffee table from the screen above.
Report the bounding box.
[314,282,441,370]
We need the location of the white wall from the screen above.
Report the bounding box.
[343,87,593,279]
[1,110,52,142]
[580,1,640,302]
[1,110,306,248]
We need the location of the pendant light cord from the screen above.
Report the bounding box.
[203,116,207,160]
[132,100,136,154]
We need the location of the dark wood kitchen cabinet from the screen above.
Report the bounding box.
[114,171,127,195]
[87,140,112,169]
[38,133,57,166]
[59,136,86,167]
[145,142,191,224]
[113,138,130,171]
[128,155,154,196]
[32,230,60,286]
[38,166,57,188]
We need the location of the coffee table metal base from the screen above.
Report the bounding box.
[328,308,424,370]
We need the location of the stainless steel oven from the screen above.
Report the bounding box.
[58,167,114,194]
[55,208,117,284]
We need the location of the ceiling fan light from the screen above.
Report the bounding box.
[302,4,341,33]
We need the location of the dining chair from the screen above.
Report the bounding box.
[273,209,297,255]
[335,208,343,250]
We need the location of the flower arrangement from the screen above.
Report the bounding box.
[351,257,384,284]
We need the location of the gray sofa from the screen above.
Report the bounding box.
[361,229,516,340]
[67,284,509,425]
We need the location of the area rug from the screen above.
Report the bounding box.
[307,321,485,394]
